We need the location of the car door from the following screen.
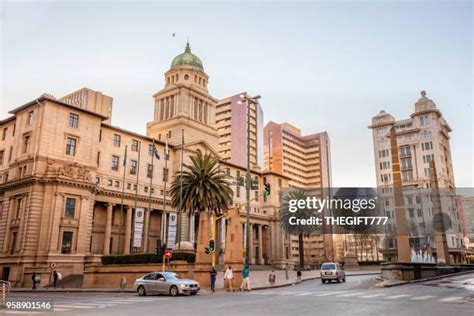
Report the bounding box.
[142,273,157,293]
[155,273,168,293]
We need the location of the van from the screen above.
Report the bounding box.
[320,262,345,283]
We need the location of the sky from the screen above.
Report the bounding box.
[1,0,472,187]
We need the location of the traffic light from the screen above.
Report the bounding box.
[264,183,271,196]
[208,239,215,253]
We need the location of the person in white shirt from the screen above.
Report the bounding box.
[223,265,234,292]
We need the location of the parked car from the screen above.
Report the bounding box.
[134,272,200,296]
[320,262,345,283]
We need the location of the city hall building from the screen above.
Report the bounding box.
[0,43,329,287]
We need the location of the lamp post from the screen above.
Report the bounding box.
[238,94,261,265]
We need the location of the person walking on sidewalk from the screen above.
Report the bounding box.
[31,272,38,290]
[53,270,59,288]
[269,269,276,285]
[296,267,302,281]
[240,265,251,292]
[224,265,234,292]
[210,267,217,293]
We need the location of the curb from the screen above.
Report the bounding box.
[376,270,474,288]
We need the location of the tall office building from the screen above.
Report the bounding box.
[264,122,331,188]
[369,91,464,262]
[264,121,333,264]
[59,88,113,123]
[215,93,263,170]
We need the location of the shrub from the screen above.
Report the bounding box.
[101,252,195,265]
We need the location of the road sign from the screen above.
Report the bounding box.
[49,263,57,269]
[164,249,172,259]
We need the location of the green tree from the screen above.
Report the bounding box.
[170,151,233,214]
[280,188,320,268]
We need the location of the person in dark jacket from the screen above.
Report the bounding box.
[31,272,38,290]
[53,270,59,288]
[210,267,217,293]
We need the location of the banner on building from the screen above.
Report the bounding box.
[133,207,145,248]
[167,212,178,248]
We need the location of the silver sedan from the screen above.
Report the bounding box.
[134,272,200,296]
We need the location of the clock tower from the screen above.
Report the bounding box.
[147,42,219,151]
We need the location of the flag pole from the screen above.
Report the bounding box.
[162,137,169,246]
[132,141,141,254]
[177,129,184,250]
[146,139,156,253]
[118,145,128,254]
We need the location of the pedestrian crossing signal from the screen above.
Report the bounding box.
[264,183,271,196]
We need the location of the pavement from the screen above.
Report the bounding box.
[3,273,474,315]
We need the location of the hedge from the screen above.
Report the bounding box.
[101,252,195,265]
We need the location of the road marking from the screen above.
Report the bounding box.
[386,294,410,299]
[410,295,436,301]
[54,304,95,309]
[438,296,464,302]
[294,292,314,296]
[313,291,340,296]
[359,293,386,298]
[2,312,42,315]
[275,291,295,296]
[337,292,365,297]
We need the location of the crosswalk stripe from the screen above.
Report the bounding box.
[438,296,464,302]
[54,304,95,309]
[313,291,339,296]
[337,292,365,297]
[276,291,294,295]
[411,295,436,301]
[387,294,410,299]
[359,293,386,298]
[294,292,314,296]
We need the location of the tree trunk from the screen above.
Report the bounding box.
[298,233,305,268]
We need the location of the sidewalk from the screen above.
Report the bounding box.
[9,269,381,293]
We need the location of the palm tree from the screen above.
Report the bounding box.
[170,151,233,248]
[280,188,320,268]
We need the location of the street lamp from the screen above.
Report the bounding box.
[238,94,261,266]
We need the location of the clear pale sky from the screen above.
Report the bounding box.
[1,1,472,187]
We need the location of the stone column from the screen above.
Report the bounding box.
[143,209,151,253]
[103,203,113,255]
[258,224,264,265]
[249,223,254,264]
[124,206,132,254]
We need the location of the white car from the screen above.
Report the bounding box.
[134,272,200,296]
[321,262,345,283]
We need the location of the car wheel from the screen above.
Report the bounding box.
[337,278,341,283]
[321,279,325,284]
[169,285,179,297]
[137,286,147,296]
[343,278,346,282]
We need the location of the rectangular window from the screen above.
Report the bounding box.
[99,129,102,142]
[65,137,77,156]
[236,186,241,198]
[61,231,73,254]
[113,134,121,147]
[111,155,119,171]
[95,176,100,184]
[2,128,7,140]
[108,179,113,186]
[130,160,137,175]
[115,180,120,187]
[68,113,79,128]
[97,151,101,166]
[8,147,13,162]
[127,183,131,190]
[131,139,139,152]
[399,146,411,158]
[144,186,148,193]
[28,111,34,125]
[65,197,76,219]
[22,134,30,153]
[145,164,153,178]
[0,150,3,166]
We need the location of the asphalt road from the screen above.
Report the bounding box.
[4,274,474,316]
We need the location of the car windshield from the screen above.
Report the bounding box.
[322,264,336,270]
[165,273,183,280]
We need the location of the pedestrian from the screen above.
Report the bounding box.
[285,263,289,280]
[224,265,234,292]
[31,272,38,290]
[269,269,276,285]
[296,267,302,281]
[210,267,217,293]
[53,270,59,288]
[240,264,251,292]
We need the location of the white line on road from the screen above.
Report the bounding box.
[294,292,314,296]
[438,297,464,302]
[410,295,437,301]
[337,292,366,297]
[359,293,386,298]
[54,304,95,309]
[386,294,410,299]
[2,311,42,315]
[313,291,340,296]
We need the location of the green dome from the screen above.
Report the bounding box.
[171,42,204,71]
